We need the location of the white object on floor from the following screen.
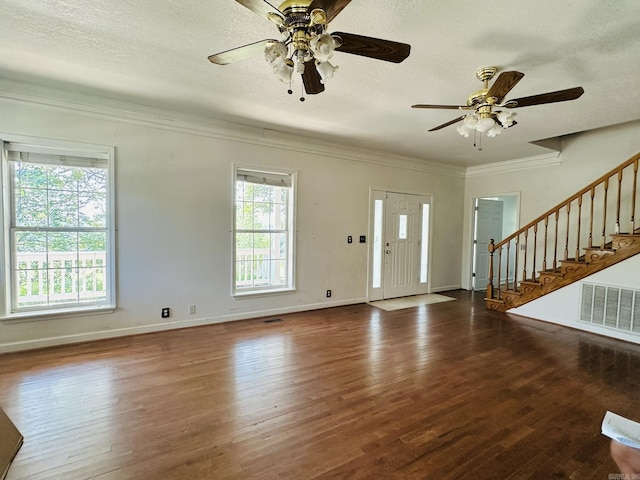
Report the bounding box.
[368,294,455,311]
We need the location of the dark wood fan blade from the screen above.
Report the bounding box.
[504,86,585,108]
[486,71,524,103]
[429,116,466,132]
[332,32,411,63]
[412,104,471,110]
[302,61,325,95]
[208,39,278,65]
[235,0,284,18]
[308,0,352,22]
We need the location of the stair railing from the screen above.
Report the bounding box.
[487,152,640,302]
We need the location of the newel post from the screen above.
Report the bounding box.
[487,239,495,299]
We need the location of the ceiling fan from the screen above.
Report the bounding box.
[412,67,584,139]
[208,0,411,101]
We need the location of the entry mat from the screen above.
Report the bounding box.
[0,407,23,480]
[369,293,456,311]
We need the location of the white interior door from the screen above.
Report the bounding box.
[474,199,504,290]
[383,192,424,299]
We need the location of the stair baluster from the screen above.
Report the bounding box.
[632,158,638,233]
[576,196,583,260]
[602,178,609,248]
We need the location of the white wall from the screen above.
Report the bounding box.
[509,255,640,344]
[0,85,465,352]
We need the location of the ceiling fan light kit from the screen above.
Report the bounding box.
[209,0,411,101]
[412,66,584,146]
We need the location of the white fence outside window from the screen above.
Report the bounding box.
[16,251,106,307]
[235,248,285,288]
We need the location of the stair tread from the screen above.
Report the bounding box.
[485,297,505,303]
[498,288,522,295]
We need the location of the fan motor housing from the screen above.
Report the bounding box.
[279,0,312,18]
[279,0,312,10]
[467,89,489,107]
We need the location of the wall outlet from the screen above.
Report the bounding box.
[326,289,332,298]
[161,307,170,318]
[188,304,196,315]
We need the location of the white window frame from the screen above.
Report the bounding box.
[0,134,116,319]
[233,165,296,297]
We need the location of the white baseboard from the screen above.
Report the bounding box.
[431,285,462,293]
[0,297,366,353]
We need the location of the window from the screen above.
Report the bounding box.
[234,167,295,295]
[372,199,383,289]
[420,203,430,283]
[1,137,115,317]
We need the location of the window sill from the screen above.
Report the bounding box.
[1,305,116,324]
[233,288,296,299]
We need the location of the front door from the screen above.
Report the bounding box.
[382,192,425,299]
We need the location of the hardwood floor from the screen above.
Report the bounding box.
[0,290,637,479]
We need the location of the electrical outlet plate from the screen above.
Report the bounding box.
[189,304,196,314]
[161,307,170,318]
[326,290,332,298]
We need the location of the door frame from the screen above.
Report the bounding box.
[368,189,433,301]
[469,192,520,291]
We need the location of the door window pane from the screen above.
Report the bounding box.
[372,199,383,289]
[398,214,408,240]
[420,204,430,283]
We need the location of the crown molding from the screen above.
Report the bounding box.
[0,79,466,178]
[465,151,562,178]
[259,128,466,177]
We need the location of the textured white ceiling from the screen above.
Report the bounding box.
[1,0,639,167]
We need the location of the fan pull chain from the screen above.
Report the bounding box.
[299,82,305,102]
[474,130,483,151]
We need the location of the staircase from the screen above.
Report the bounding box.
[485,152,640,312]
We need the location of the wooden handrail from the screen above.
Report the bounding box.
[487,152,640,300]
[494,152,640,252]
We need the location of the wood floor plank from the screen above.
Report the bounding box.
[0,290,637,479]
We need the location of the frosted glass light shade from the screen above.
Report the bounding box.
[486,124,503,137]
[316,61,338,82]
[310,34,336,62]
[476,116,496,133]
[497,111,516,127]
[273,63,293,83]
[463,114,479,129]
[264,41,288,69]
[457,124,471,137]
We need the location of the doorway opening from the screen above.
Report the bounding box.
[369,190,432,301]
[471,193,519,291]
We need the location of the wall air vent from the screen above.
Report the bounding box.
[580,283,640,334]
